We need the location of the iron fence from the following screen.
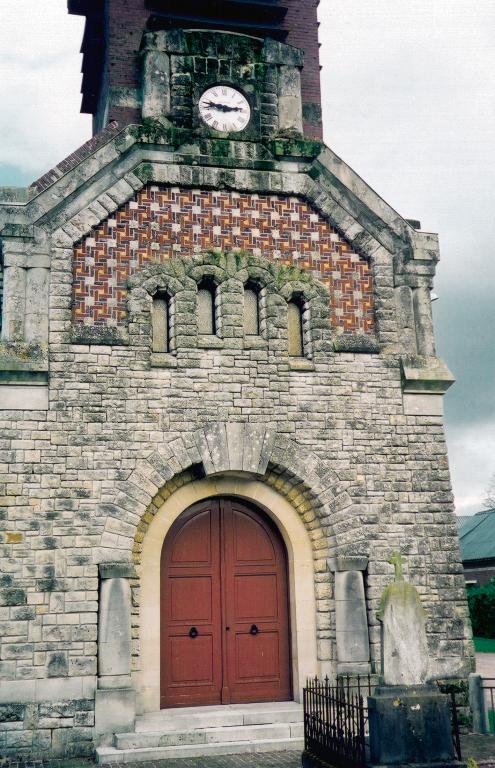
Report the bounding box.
[304,676,463,768]
[447,690,462,760]
[481,677,495,733]
[303,676,372,768]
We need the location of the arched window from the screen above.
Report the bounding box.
[287,297,305,357]
[243,283,260,336]
[197,280,216,335]
[152,292,171,353]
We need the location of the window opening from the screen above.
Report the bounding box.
[243,284,260,336]
[288,298,305,357]
[152,293,171,353]
[197,280,216,335]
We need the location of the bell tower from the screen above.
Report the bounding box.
[68,0,323,139]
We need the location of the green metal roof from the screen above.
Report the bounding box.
[458,512,490,536]
[457,515,473,533]
[459,509,495,562]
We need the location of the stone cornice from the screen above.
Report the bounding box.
[0,126,434,269]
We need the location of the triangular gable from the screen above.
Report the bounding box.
[73,185,375,334]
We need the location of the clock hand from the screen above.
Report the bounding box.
[204,101,229,112]
[204,101,244,113]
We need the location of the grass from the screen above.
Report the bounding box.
[474,636,495,653]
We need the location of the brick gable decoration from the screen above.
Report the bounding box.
[73,186,375,333]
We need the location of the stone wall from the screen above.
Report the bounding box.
[0,259,3,335]
[0,700,94,758]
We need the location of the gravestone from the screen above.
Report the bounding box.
[368,553,457,766]
[378,551,429,686]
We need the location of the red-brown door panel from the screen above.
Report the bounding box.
[161,502,222,707]
[235,631,280,680]
[233,574,279,621]
[222,499,291,704]
[168,634,216,684]
[161,498,291,707]
[168,576,213,623]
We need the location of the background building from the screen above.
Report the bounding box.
[459,510,495,587]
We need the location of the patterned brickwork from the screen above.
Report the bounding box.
[31,122,121,194]
[72,186,375,332]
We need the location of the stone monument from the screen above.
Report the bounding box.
[368,553,457,766]
[378,552,430,686]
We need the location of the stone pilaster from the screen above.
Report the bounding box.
[95,562,136,740]
[25,267,49,344]
[329,556,371,675]
[1,265,26,341]
[141,35,171,121]
[413,285,436,356]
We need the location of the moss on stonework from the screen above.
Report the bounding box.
[269,137,324,160]
[0,705,24,723]
[377,580,426,621]
[0,223,32,238]
[0,342,48,383]
[308,165,322,181]
[0,341,47,363]
[201,139,231,159]
[302,102,323,124]
[275,264,313,287]
[131,120,194,149]
[0,588,27,606]
[184,31,263,63]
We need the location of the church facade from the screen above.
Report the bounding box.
[0,0,473,759]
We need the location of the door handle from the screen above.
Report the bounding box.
[250,624,259,636]
[189,627,198,638]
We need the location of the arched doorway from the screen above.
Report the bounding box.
[160,496,292,708]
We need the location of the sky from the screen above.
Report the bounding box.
[0,1,493,515]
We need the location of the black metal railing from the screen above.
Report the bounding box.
[303,676,372,768]
[447,690,462,760]
[481,677,495,733]
[434,682,463,761]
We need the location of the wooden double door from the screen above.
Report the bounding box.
[160,497,291,708]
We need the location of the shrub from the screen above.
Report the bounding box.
[467,580,495,638]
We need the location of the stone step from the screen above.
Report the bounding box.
[135,702,303,732]
[97,736,305,764]
[116,722,302,750]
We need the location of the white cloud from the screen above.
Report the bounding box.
[319,0,495,516]
[446,420,495,514]
[0,1,91,176]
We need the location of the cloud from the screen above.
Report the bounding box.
[0,1,91,178]
[446,420,495,514]
[319,0,495,514]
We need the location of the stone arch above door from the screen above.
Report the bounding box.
[96,422,364,710]
[97,422,357,567]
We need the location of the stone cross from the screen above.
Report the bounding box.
[388,551,406,581]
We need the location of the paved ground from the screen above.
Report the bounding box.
[2,736,495,768]
[98,754,302,768]
[477,653,495,679]
[0,754,301,768]
[462,734,495,763]
[3,739,495,768]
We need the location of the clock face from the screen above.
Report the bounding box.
[198,85,251,133]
